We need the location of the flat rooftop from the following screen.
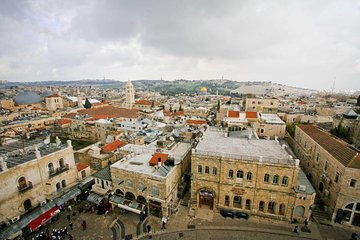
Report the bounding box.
[0,140,67,170]
[195,128,294,165]
[260,113,285,124]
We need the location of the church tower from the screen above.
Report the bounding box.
[125,79,135,109]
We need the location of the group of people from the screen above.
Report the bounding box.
[31,228,73,240]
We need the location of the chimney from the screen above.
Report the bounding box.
[158,157,162,167]
[67,140,72,148]
[248,134,252,140]
[295,159,300,167]
[0,157,7,171]
[275,136,278,141]
[35,146,41,159]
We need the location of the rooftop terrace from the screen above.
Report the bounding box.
[194,128,295,165]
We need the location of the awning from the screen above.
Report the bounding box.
[86,192,104,205]
[109,195,144,214]
[27,207,60,231]
[79,177,95,191]
[54,188,81,206]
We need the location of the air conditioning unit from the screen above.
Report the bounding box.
[40,200,47,206]
[298,185,306,192]
[10,216,20,224]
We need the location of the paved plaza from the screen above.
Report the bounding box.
[25,202,360,240]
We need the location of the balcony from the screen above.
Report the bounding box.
[49,164,69,177]
[18,181,33,193]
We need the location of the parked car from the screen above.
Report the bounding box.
[235,211,249,220]
[220,208,235,218]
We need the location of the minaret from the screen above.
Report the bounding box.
[125,79,135,109]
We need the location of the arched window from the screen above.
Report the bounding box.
[245,199,251,210]
[138,182,145,192]
[205,166,210,174]
[273,175,279,184]
[225,195,230,206]
[233,196,242,208]
[24,199,32,211]
[212,167,217,175]
[18,176,27,189]
[61,180,66,188]
[197,165,202,173]
[228,170,234,178]
[259,201,265,212]
[279,203,286,215]
[236,170,243,178]
[59,158,64,168]
[247,172,252,181]
[268,202,276,213]
[126,180,133,188]
[48,163,54,173]
[56,182,61,192]
[282,176,288,186]
[264,174,269,183]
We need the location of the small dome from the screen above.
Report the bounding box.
[41,90,53,97]
[199,86,208,92]
[15,91,42,105]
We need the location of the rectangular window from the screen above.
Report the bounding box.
[225,195,230,206]
[350,179,357,188]
[324,161,328,172]
[335,172,340,183]
[245,199,251,210]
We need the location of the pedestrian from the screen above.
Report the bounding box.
[82,220,87,230]
[161,216,167,230]
[352,232,359,240]
[68,234,73,240]
[293,225,299,234]
[67,214,71,221]
[69,221,73,230]
[146,225,151,233]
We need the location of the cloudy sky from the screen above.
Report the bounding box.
[0,0,359,90]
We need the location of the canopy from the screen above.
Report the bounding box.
[27,207,60,231]
[86,192,104,205]
[54,188,81,206]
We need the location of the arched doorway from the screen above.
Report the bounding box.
[18,176,27,189]
[137,195,147,204]
[198,189,214,210]
[115,189,124,196]
[294,205,305,217]
[24,199,32,211]
[125,192,135,200]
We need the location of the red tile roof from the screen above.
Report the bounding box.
[149,153,168,166]
[298,125,359,168]
[85,114,118,121]
[76,163,89,171]
[57,119,72,125]
[186,119,207,125]
[135,100,152,105]
[62,113,78,119]
[78,106,139,119]
[246,112,258,119]
[46,94,61,98]
[228,110,240,118]
[101,140,127,153]
[175,111,184,116]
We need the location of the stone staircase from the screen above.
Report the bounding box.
[312,196,332,226]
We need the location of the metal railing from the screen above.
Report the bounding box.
[49,164,69,177]
[18,181,33,193]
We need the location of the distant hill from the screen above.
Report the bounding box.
[2,79,316,96]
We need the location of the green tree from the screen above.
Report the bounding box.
[286,122,298,138]
[179,104,183,111]
[330,123,351,142]
[217,99,221,111]
[83,98,92,109]
[357,95,360,106]
[169,105,173,112]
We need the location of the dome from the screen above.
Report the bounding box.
[41,90,53,97]
[15,91,42,105]
[199,86,208,92]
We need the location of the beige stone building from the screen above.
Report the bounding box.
[45,94,64,111]
[0,138,78,225]
[191,128,315,222]
[292,125,360,228]
[245,98,279,113]
[110,141,191,217]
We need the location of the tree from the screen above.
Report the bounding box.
[169,105,173,112]
[357,95,360,106]
[217,99,221,111]
[83,98,92,109]
[179,104,183,111]
[330,123,350,142]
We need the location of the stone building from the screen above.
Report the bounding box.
[191,128,315,222]
[45,94,64,111]
[245,97,279,113]
[0,138,78,225]
[124,79,135,109]
[110,141,191,218]
[292,125,360,228]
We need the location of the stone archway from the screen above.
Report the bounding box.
[198,189,215,210]
[294,205,305,217]
[125,192,135,200]
[137,195,147,204]
[115,189,124,196]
